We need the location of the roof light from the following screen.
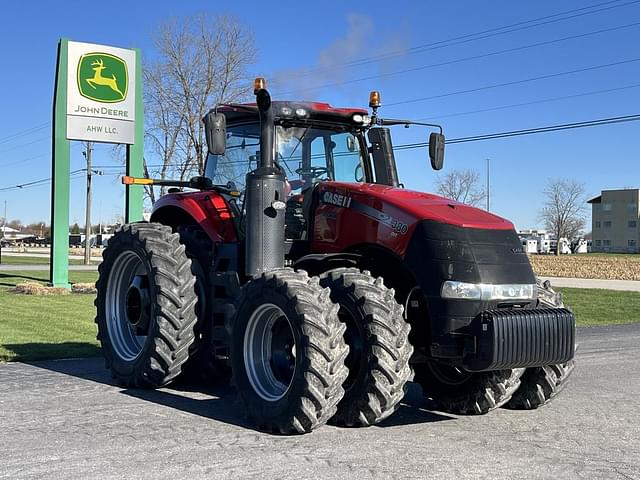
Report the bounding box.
[353,114,363,123]
[295,108,307,117]
[369,91,381,108]
[253,77,266,92]
[281,106,293,116]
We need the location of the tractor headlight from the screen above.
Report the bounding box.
[441,281,536,301]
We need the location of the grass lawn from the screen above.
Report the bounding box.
[0,256,86,265]
[558,287,640,327]
[0,270,99,362]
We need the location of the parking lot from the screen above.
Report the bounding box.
[1,324,638,480]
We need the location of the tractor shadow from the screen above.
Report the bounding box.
[376,383,454,427]
[121,382,255,430]
[32,357,453,432]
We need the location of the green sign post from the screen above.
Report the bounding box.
[50,39,143,288]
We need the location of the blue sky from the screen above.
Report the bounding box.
[0,0,639,229]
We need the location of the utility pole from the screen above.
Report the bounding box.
[1,200,6,236]
[486,158,490,212]
[83,142,93,265]
[0,200,6,263]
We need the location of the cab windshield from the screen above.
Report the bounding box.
[205,123,366,195]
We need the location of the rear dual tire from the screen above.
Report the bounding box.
[95,223,198,388]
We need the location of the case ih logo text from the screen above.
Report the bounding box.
[322,191,352,208]
[77,53,128,103]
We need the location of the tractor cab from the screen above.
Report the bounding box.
[203,101,372,241]
[204,102,372,193]
[202,94,444,242]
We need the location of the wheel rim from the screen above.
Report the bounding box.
[105,251,152,361]
[243,303,296,402]
[428,362,472,386]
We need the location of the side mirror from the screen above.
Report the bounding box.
[203,111,226,155]
[428,132,445,170]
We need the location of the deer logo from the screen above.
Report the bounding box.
[77,52,128,103]
[86,58,124,99]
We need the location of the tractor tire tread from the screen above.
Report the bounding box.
[231,268,349,434]
[320,267,413,427]
[95,222,197,388]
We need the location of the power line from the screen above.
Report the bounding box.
[0,153,49,170]
[0,123,50,146]
[0,169,86,192]
[274,21,640,95]
[416,83,640,121]
[385,57,640,107]
[344,0,640,68]
[0,136,49,154]
[267,0,640,84]
[394,113,640,150]
[5,113,638,191]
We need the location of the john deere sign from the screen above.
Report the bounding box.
[66,41,137,144]
[77,53,128,102]
[51,38,143,288]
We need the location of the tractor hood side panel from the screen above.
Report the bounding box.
[309,182,537,339]
[310,182,518,257]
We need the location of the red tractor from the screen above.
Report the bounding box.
[96,79,575,434]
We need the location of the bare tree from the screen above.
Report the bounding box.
[435,169,487,207]
[539,178,587,255]
[142,14,255,202]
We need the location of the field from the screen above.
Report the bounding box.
[529,253,640,281]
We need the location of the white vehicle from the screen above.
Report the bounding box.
[537,236,551,254]
[521,238,538,254]
[572,239,589,254]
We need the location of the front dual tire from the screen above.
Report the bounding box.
[231,269,349,434]
[231,267,414,433]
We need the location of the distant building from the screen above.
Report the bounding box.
[588,188,639,253]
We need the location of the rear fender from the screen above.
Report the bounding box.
[150,192,237,243]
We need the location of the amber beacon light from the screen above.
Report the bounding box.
[254,77,266,93]
[369,90,381,108]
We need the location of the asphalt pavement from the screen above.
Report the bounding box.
[1,324,639,480]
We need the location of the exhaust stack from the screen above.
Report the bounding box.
[244,78,286,277]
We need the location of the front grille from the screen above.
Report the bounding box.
[463,308,575,371]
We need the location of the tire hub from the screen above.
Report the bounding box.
[104,251,152,361]
[244,303,296,402]
[125,275,151,332]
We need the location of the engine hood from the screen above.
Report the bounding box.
[328,182,514,230]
